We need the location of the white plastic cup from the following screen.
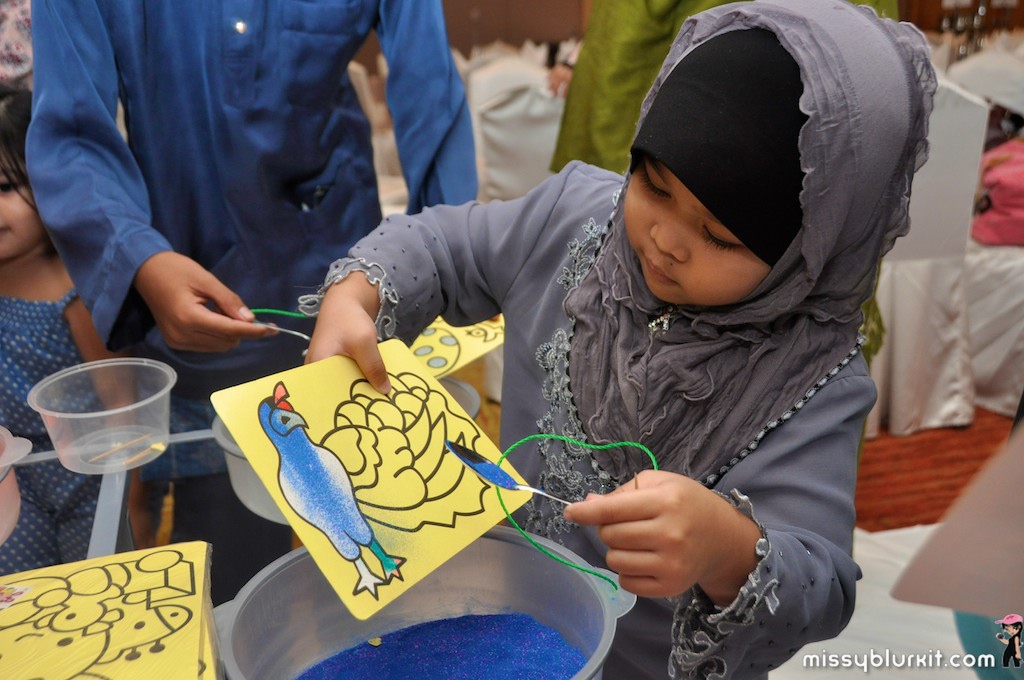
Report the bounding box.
[27,358,176,474]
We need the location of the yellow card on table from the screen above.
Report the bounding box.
[411,316,504,378]
[198,586,219,678]
[0,542,213,680]
[210,339,529,620]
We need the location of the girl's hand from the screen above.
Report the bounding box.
[134,251,274,352]
[563,470,761,604]
[306,272,391,393]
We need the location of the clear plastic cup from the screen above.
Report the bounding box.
[27,358,177,474]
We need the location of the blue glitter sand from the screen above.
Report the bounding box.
[295,612,587,679]
[444,440,519,490]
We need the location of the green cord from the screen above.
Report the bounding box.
[494,433,658,591]
[251,307,307,319]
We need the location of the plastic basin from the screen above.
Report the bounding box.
[215,415,289,525]
[216,525,635,679]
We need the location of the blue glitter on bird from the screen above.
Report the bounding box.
[444,440,519,490]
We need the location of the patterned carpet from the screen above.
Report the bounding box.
[855,407,1013,531]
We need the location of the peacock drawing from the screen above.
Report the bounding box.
[258,382,404,597]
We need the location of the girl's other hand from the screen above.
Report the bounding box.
[563,470,761,604]
[306,272,391,394]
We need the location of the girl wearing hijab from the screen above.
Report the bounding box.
[302,0,936,676]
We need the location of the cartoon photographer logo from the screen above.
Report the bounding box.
[995,614,1023,668]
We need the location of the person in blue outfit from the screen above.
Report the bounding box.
[0,83,126,575]
[303,1,936,676]
[26,0,477,603]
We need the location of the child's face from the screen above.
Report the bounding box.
[625,157,771,307]
[0,174,48,266]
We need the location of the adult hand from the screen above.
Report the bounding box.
[563,470,761,604]
[547,63,574,97]
[133,251,275,352]
[306,272,391,393]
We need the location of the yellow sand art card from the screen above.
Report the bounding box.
[0,542,213,680]
[210,340,529,620]
[198,589,218,678]
[411,316,504,378]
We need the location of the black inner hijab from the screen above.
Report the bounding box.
[630,28,808,267]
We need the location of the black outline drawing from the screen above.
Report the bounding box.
[0,547,206,679]
[257,371,491,600]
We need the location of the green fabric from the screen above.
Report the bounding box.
[859,0,899,19]
[859,261,887,371]
[857,263,885,462]
[551,0,714,173]
[552,0,900,173]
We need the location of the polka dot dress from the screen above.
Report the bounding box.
[0,290,101,576]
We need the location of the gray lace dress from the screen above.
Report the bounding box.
[302,162,872,678]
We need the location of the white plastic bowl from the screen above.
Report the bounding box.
[215,415,289,525]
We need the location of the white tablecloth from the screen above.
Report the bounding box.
[965,239,1024,417]
[866,78,988,437]
[773,525,972,678]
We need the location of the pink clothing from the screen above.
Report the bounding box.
[0,0,30,87]
[973,138,1024,247]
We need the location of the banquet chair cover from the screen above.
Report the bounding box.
[964,239,1024,417]
[866,78,987,437]
[347,62,406,215]
[450,47,470,84]
[947,45,1024,114]
[466,54,565,401]
[347,61,391,135]
[466,54,564,204]
[925,30,955,73]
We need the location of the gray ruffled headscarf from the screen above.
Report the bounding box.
[565,0,937,485]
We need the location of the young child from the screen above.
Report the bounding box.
[303,1,936,676]
[0,83,125,574]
